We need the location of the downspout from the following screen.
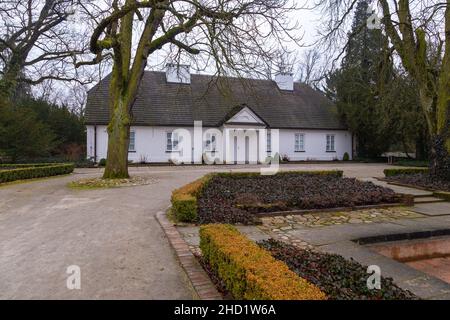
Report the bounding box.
[94,125,97,163]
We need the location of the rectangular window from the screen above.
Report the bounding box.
[205,133,217,152]
[326,134,335,152]
[267,131,271,152]
[166,132,179,151]
[129,131,136,152]
[294,133,305,152]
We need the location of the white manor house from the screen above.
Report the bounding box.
[85,65,353,164]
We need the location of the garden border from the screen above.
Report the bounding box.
[376,177,450,199]
[254,201,413,218]
[155,211,222,300]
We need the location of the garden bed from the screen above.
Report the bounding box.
[196,172,403,224]
[259,239,417,300]
[385,173,450,192]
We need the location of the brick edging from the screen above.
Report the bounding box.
[156,211,222,300]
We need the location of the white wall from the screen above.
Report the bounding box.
[86,125,352,163]
[278,129,352,161]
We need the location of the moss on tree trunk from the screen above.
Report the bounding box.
[103,83,131,179]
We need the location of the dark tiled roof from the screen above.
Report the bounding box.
[85,71,346,129]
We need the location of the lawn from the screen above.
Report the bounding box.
[196,172,401,224]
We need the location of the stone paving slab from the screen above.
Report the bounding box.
[414,197,445,204]
[362,178,434,196]
[412,202,450,216]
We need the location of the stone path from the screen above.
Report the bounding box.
[413,202,450,216]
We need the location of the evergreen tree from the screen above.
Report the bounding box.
[326,0,393,158]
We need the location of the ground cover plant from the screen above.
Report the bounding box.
[259,239,417,300]
[197,172,400,224]
[385,173,450,192]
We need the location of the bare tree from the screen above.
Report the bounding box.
[296,48,324,87]
[77,0,300,179]
[0,0,92,101]
[317,0,450,179]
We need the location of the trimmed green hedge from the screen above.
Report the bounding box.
[200,224,326,300]
[215,170,344,179]
[0,163,60,169]
[0,163,74,183]
[384,168,429,177]
[434,191,450,201]
[171,170,343,223]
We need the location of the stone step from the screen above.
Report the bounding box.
[414,196,446,204]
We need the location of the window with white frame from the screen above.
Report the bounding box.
[129,131,136,152]
[166,132,179,151]
[205,133,217,152]
[267,131,271,152]
[294,133,305,152]
[326,134,335,152]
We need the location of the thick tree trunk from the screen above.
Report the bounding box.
[430,133,450,180]
[103,94,131,179]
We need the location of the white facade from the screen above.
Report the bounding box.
[87,108,353,164]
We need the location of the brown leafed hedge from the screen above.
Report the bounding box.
[0,163,74,183]
[384,168,429,177]
[199,224,327,300]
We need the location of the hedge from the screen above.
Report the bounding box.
[171,174,213,222]
[0,163,74,183]
[434,191,450,201]
[200,224,326,300]
[0,163,60,169]
[215,170,344,179]
[384,168,429,177]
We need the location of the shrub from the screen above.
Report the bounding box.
[0,163,74,183]
[98,158,107,166]
[259,239,417,300]
[0,163,58,169]
[75,159,95,168]
[384,168,429,177]
[171,174,212,222]
[343,152,350,161]
[215,170,343,179]
[434,191,450,201]
[200,224,326,300]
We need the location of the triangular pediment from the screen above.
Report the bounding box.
[226,106,265,125]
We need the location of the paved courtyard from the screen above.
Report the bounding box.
[0,162,448,299]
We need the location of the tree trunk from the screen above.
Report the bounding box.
[103,94,131,179]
